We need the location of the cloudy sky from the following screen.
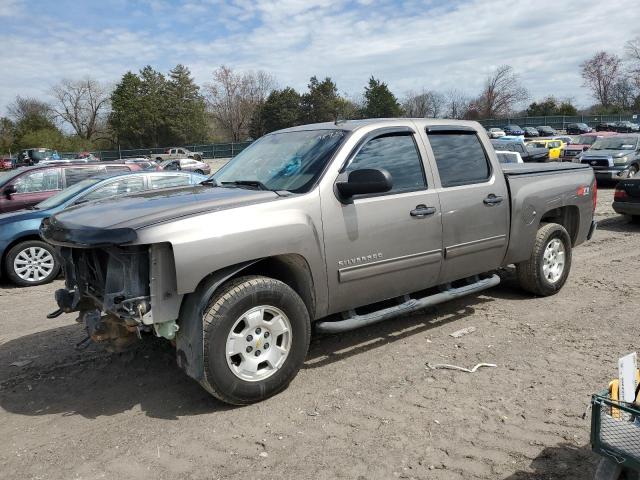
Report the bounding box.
[1,0,639,116]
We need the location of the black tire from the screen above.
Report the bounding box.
[4,240,60,287]
[516,223,572,296]
[627,164,639,178]
[194,154,202,161]
[194,169,204,175]
[200,275,310,405]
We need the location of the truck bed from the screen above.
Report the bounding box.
[501,162,591,176]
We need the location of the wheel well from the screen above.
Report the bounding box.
[1,234,41,270]
[238,254,316,318]
[540,206,579,245]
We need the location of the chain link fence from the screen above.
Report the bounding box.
[60,141,253,161]
[478,114,639,130]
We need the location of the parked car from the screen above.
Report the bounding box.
[561,132,617,161]
[487,127,506,138]
[553,135,573,146]
[0,170,205,287]
[154,147,204,162]
[491,139,549,162]
[580,134,640,181]
[503,124,525,135]
[526,139,566,160]
[495,150,524,164]
[566,123,592,134]
[523,127,540,138]
[536,126,557,137]
[0,162,143,213]
[160,158,211,175]
[612,175,640,220]
[596,122,618,132]
[613,121,640,133]
[75,152,101,162]
[124,158,161,171]
[42,118,596,405]
[0,158,13,170]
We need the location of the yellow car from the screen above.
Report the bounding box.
[526,139,566,160]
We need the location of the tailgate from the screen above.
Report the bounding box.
[618,179,640,198]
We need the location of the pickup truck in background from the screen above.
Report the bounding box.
[42,119,597,405]
[579,134,640,181]
[491,138,549,162]
[153,147,203,162]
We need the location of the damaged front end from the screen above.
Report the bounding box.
[42,217,183,352]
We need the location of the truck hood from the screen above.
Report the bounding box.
[49,185,281,231]
[582,149,632,158]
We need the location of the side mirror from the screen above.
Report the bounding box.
[3,184,16,198]
[336,168,392,201]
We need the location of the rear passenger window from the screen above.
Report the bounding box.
[346,134,426,194]
[427,132,491,187]
[64,166,106,187]
[150,175,191,189]
[13,168,62,193]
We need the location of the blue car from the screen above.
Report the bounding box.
[502,125,525,136]
[0,170,206,286]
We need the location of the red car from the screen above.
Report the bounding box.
[0,158,13,171]
[561,132,617,161]
[0,162,142,213]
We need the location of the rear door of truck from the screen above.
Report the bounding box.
[421,125,510,283]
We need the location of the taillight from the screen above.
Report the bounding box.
[592,180,597,211]
[614,187,628,201]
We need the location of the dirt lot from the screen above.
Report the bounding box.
[0,186,637,480]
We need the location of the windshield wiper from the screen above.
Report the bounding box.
[200,177,218,186]
[221,180,270,191]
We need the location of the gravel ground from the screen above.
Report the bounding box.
[0,186,637,480]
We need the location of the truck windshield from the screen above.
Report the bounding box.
[213,129,347,193]
[591,136,639,151]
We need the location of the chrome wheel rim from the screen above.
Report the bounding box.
[225,305,292,382]
[13,246,55,282]
[542,238,565,284]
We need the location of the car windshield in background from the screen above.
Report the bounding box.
[591,136,639,150]
[35,178,101,209]
[528,142,546,149]
[508,125,522,130]
[0,168,26,187]
[578,135,597,145]
[31,150,54,161]
[213,129,347,193]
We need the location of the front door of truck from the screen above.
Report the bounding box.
[321,128,443,314]
[423,126,509,284]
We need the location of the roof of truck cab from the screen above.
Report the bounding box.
[272,118,485,134]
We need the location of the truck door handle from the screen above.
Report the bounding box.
[410,205,436,217]
[483,194,504,206]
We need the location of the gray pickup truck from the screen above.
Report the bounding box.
[41,119,597,404]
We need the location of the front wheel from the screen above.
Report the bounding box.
[516,223,572,296]
[194,169,204,175]
[5,240,60,287]
[200,276,311,405]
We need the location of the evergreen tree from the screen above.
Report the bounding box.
[109,71,145,148]
[250,87,302,137]
[165,64,208,144]
[362,76,401,118]
[299,76,342,123]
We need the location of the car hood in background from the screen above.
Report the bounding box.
[49,185,281,230]
[582,149,633,158]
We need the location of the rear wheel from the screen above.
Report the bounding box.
[200,276,311,405]
[516,223,572,296]
[5,240,60,287]
[194,169,204,175]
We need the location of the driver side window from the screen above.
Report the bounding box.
[346,134,426,194]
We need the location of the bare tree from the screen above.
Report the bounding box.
[580,51,622,108]
[50,78,110,140]
[625,36,640,88]
[7,96,55,124]
[444,89,470,119]
[402,89,445,118]
[472,65,528,118]
[205,66,275,142]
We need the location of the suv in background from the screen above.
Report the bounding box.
[16,148,59,166]
[561,132,617,161]
[0,162,142,213]
[596,122,618,132]
[566,123,593,134]
[613,121,640,133]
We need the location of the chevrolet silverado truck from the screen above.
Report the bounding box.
[153,147,203,162]
[41,119,597,405]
